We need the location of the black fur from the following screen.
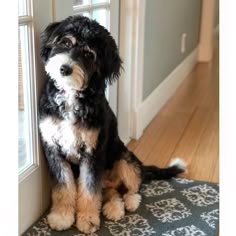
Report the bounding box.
[39,15,185,216]
[40,16,121,84]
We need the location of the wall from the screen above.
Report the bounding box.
[143,0,202,100]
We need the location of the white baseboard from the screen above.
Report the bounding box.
[132,47,198,140]
[121,137,131,146]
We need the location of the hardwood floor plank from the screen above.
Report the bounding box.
[143,112,191,167]
[170,107,214,165]
[187,108,219,182]
[132,116,169,163]
[160,64,213,117]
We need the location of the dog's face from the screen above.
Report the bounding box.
[40,16,122,91]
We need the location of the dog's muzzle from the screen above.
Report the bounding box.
[45,53,88,91]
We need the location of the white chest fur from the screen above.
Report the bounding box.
[56,89,77,122]
[39,116,82,159]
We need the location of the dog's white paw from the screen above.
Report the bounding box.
[124,193,141,212]
[103,197,125,221]
[76,213,100,234]
[47,207,75,231]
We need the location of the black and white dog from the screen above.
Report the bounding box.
[39,15,186,234]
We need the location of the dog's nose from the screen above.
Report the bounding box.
[60,64,72,76]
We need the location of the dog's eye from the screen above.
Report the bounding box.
[84,51,92,59]
[82,46,96,61]
[84,50,96,61]
[60,38,73,49]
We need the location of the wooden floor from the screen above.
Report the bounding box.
[127,38,219,183]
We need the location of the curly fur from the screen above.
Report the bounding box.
[39,15,185,233]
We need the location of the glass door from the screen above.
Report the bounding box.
[18,0,52,234]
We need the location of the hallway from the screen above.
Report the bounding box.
[128,37,219,183]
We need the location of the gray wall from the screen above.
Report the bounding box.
[143,0,202,100]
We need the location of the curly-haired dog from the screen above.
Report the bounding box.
[39,15,186,233]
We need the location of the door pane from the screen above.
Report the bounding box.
[92,0,110,4]
[75,11,90,18]
[73,0,109,6]
[73,0,90,6]
[18,0,27,16]
[82,12,90,17]
[18,25,33,174]
[92,8,108,28]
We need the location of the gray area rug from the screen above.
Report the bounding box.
[23,178,219,236]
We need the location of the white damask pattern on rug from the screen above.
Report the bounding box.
[173,178,194,184]
[146,198,191,223]
[26,218,51,236]
[23,179,219,236]
[105,214,156,236]
[200,209,219,229]
[74,233,98,236]
[181,184,219,207]
[140,180,175,197]
[25,217,99,236]
[162,225,207,236]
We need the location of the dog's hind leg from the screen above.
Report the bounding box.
[116,151,143,212]
[102,188,125,221]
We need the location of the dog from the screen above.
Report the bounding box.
[39,15,186,234]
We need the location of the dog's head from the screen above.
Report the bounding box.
[40,15,122,92]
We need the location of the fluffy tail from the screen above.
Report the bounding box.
[142,158,186,182]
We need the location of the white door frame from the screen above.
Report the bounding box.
[108,0,120,116]
[118,0,146,142]
[198,0,215,62]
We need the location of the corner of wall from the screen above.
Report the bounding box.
[131,46,199,140]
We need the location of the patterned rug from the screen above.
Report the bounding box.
[23,178,219,236]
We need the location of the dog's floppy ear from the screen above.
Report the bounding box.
[40,22,60,63]
[102,37,122,85]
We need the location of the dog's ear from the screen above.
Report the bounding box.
[40,22,60,63]
[102,37,122,85]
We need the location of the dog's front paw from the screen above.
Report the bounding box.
[123,193,141,212]
[76,213,100,234]
[47,207,75,231]
[103,197,125,221]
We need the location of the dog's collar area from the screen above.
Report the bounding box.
[60,87,103,99]
[62,89,85,98]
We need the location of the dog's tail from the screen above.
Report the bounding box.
[142,158,186,182]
